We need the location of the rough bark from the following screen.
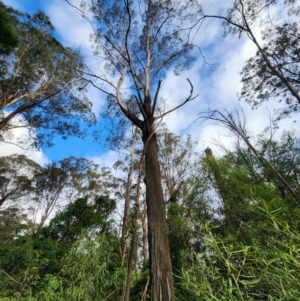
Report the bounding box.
[143,131,175,301]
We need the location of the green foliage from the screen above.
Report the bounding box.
[255,131,300,201]
[129,265,150,301]
[203,132,300,244]
[0,4,95,148]
[89,0,202,84]
[166,164,214,301]
[0,207,28,243]
[37,233,124,301]
[0,154,41,208]
[43,196,116,243]
[164,132,300,300]
[1,132,299,300]
[0,189,119,300]
[225,0,300,117]
[0,232,124,301]
[0,154,110,229]
[1,134,300,300]
[1,2,300,298]
[0,234,60,299]
[0,3,19,54]
[179,208,300,301]
[240,20,300,115]
[157,127,199,202]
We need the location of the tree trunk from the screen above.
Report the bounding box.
[121,212,138,301]
[143,131,175,301]
[141,199,148,261]
[120,127,138,266]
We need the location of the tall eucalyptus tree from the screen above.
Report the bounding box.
[77,0,203,299]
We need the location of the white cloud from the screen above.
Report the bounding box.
[45,0,109,117]
[0,113,49,165]
[90,150,121,170]
[0,130,49,166]
[149,7,298,158]
[3,0,298,165]
[199,0,228,15]
[46,0,93,50]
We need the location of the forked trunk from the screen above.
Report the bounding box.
[143,131,175,301]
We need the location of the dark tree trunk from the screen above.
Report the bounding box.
[115,72,177,300]
[143,130,175,301]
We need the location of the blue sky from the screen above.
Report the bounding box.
[2,0,41,13]
[1,0,298,168]
[1,0,111,163]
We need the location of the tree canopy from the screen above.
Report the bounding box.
[0,4,95,148]
[0,2,19,54]
[203,0,300,117]
[0,1,300,301]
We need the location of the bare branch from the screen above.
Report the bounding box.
[1,270,22,285]
[0,89,62,130]
[198,109,300,206]
[155,79,198,120]
[203,14,248,32]
[116,65,129,113]
[64,0,97,36]
[152,79,162,116]
[116,65,143,128]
